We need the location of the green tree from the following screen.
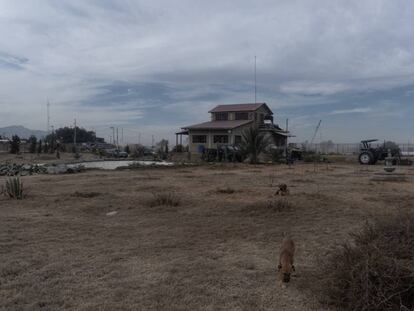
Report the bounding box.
[9,135,21,154]
[156,139,169,160]
[37,139,42,154]
[124,145,130,154]
[43,141,49,153]
[28,135,37,153]
[240,127,269,164]
[45,126,98,144]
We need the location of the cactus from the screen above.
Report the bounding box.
[5,177,24,199]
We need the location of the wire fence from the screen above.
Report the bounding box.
[302,143,414,155]
[2,141,414,156]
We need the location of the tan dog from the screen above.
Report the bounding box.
[278,237,295,284]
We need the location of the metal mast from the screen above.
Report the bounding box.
[47,100,50,134]
[254,55,257,104]
[310,120,322,145]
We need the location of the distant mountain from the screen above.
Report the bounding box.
[0,126,47,139]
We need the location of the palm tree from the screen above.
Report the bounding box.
[240,127,269,164]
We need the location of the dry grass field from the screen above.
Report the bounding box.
[1,163,414,310]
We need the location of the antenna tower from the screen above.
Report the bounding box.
[254,55,257,104]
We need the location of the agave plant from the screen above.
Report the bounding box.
[5,177,24,199]
[240,127,269,164]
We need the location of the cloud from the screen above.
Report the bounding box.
[330,107,372,115]
[1,0,414,143]
[279,82,349,96]
[0,51,28,70]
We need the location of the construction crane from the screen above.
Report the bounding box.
[310,120,322,144]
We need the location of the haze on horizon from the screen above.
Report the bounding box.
[1,0,414,145]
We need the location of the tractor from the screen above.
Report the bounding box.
[358,139,401,165]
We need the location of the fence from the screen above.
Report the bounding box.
[299,142,414,155]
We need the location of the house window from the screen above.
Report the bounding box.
[234,135,242,145]
[235,112,249,120]
[192,135,207,143]
[215,112,229,121]
[213,135,228,143]
[260,114,264,123]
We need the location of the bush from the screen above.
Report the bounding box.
[149,192,180,207]
[4,177,24,199]
[320,215,414,311]
[266,198,291,211]
[240,198,291,216]
[271,149,284,163]
[124,145,130,154]
[216,187,236,194]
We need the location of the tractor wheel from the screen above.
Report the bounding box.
[359,151,374,165]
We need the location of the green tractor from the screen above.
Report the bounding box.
[358,139,402,165]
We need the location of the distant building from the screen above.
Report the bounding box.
[177,103,290,154]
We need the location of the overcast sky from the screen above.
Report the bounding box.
[1,0,414,144]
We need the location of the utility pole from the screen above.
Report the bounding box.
[138,132,141,145]
[50,125,54,153]
[74,119,77,146]
[74,119,77,155]
[151,135,154,150]
[47,100,50,134]
[285,118,289,161]
[110,127,115,146]
[116,127,119,149]
[121,128,123,144]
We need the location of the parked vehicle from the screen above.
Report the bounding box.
[358,139,412,165]
[107,149,128,158]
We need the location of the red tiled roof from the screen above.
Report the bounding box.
[209,103,272,113]
[183,120,253,130]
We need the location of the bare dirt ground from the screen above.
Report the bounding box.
[1,163,413,310]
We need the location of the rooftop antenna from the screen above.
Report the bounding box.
[254,55,257,104]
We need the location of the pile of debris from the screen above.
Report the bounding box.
[0,163,84,176]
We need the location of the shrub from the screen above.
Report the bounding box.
[271,149,284,163]
[266,198,291,211]
[216,187,236,194]
[124,145,130,154]
[4,177,24,199]
[320,214,414,311]
[71,191,100,198]
[149,192,180,207]
[241,198,291,216]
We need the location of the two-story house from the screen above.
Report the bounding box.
[177,103,289,154]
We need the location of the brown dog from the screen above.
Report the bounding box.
[275,184,289,196]
[278,237,295,283]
